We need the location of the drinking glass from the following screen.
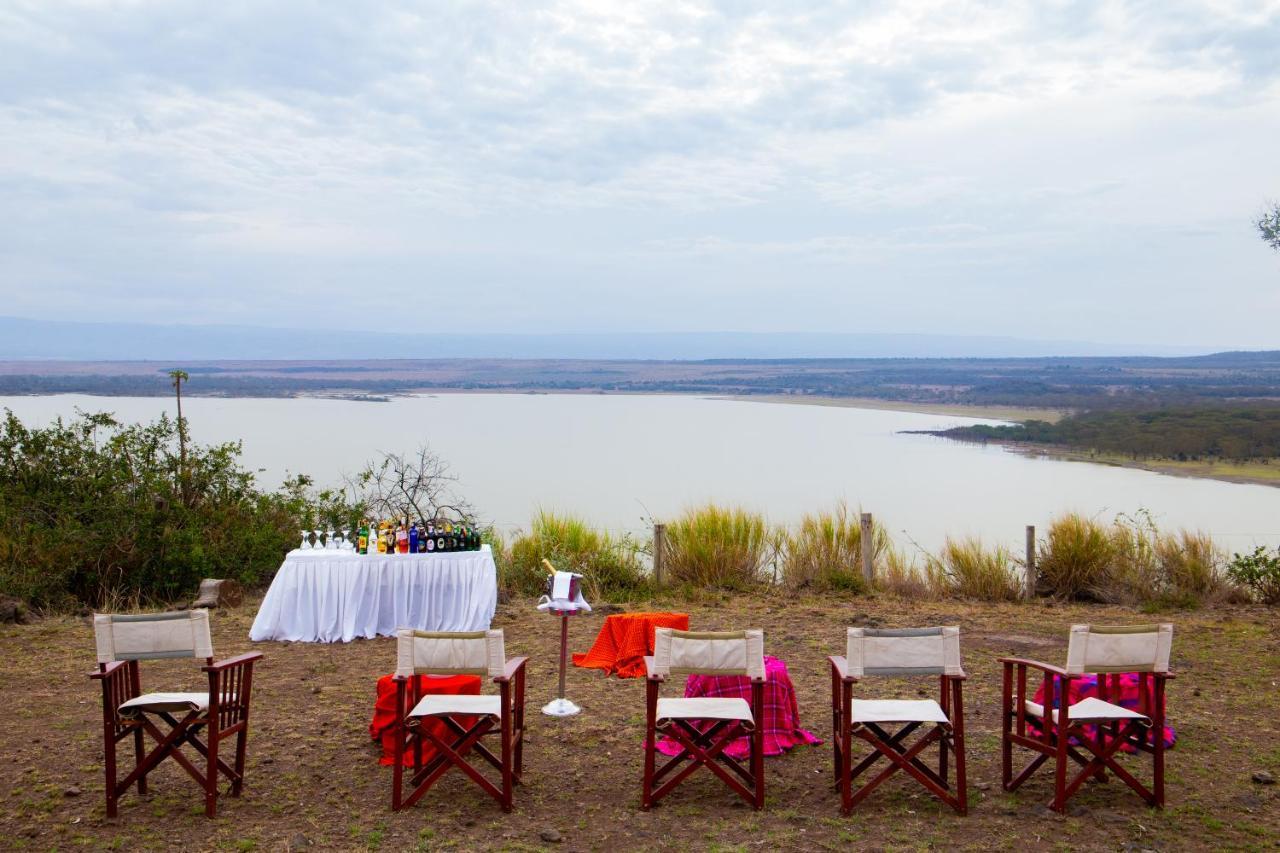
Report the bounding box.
[299,530,311,551]
[331,529,344,551]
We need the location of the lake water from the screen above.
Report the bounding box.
[4,393,1280,556]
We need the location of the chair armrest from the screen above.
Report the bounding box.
[493,656,528,683]
[644,656,665,682]
[998,657,1077,679]
[1156,671,1176,680]
[828,655,857,683]
[946,668,968,681]
[202,652,264,673]
[89,660,128,680]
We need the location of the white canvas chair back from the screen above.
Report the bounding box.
[846,626,963,678]
[396,629,506,678]
[1065,624,1173,675]
[94,610,214,664]
[652,628,765,679]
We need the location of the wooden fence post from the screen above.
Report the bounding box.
[860,513,875,587]
[1025,525,1037,600]
[653,523,666,586]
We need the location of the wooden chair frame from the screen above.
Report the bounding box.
[391,657,528,813]
[90,651,262,818]
[1000,657,1172,812]
[828,656,968,815]
[642,655,766,810]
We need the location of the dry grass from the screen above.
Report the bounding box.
[664,504,773,590]
[928,537,1021,601]
[505,511,648,601]
[1037,513,1115,600]
[1,594,1276,851]
[781,503,889,593]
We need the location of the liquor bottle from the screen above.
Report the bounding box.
[425,521,436,552]
[396,518,409,554]
[357,521,369,555]
[408,520,419,554]
[435,523,446,553]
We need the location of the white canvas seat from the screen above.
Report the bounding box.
[1024,696,1150,724]
[643,628,768,810]
[391,628,529,813]
[118,692,211,716]
[408,693,502,719]
[90,609,264,819]
[852,698,950,725]
[656,697,753,723]
[829,626,969,815]
[1000,623,1175,812]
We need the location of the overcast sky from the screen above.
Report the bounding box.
[1,1,1278,350]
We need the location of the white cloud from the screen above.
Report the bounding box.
[0,0,1278,346]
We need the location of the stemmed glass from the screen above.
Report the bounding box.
[300,530,311,551]
[331,529,344,551]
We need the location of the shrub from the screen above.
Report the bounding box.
[0,410,356,609]
[1037,513,1114,600]
[505,511,648,602]
[781,504,889,593]
[664,504,772,590]
[928,537,1020,601]
[1226,546,1280,605]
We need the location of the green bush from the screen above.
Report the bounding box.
[664,504,773,590]
[505,511,648,602]
[1226,546,1280,605]
[0,410,358,609]
[781,504,888,593]
[1037,513,1115,600]
[928,537,1020,601]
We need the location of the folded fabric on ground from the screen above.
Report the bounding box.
[573,611,689,678]
[655,655,822,759]
[369,673,483,766]
[1029,672,1175,751]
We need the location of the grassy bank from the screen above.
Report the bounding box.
[1,593,1275,850]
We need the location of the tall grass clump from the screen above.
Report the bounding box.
[876,547,935,598]
[1156,529,1224,602]
[927,537,1020,601]
[1037,513,1115,600]
[782,504,889,593]
[664,504,772,590]
[1106,511,1162,604]
[506,510,648,602]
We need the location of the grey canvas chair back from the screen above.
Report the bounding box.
[845,626,963,678]
[1065,624,1173,674]
[652,628,766,678]
[94,610,214,664]
[395,629,506,678]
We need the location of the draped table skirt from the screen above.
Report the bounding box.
[249,546,498,643]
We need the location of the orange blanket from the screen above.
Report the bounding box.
[370,674,482,766]
[572,612,689,678]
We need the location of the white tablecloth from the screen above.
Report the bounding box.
[249,545,498,643]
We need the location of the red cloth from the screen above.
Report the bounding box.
[656,655,822,759]
[573,612,689,678]
[370,673,483,766]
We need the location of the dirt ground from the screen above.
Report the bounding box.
[1,593,1277,852]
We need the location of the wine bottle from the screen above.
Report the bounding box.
[408,520,419,554]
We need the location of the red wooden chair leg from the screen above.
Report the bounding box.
[205,727,219,818]
[642,679,657,810]
[951,678,968,816]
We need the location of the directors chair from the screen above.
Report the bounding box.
[828,626,968,815]
[391,629,528,813]
[90,609,263,818]
[1001,623,1174,812]
[642,628,766,810]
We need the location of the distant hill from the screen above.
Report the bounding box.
[0,316,1212,361]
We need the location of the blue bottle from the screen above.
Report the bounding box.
[408,521,419,554]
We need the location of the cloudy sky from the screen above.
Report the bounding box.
[1,1,1278,350]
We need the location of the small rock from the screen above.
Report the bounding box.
[974,782,992,791]
[1252,770,1275,785]
[539,829,563,843]
[63,786,81,797]
[310,685,321,695]
[288,834,311,850]
[1067,805,1088,817]
[261,757,275,765]
[1192,688,1201,697]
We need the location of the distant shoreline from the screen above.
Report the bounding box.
[709,394,1066,423]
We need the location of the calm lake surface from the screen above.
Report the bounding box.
[5,393,1280,555]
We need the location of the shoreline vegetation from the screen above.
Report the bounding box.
[5,408,1278,616]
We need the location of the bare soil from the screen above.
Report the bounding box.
[1,593,1277,851]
